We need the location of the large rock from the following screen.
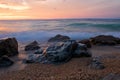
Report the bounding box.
[0,38,18,57]
[102,73,120,80]
[45,41,72,62]
[91,35,120,45]
[48,34,70,42]
[25,41,40,51]
[0,56,14,67]
[45,40,91,63]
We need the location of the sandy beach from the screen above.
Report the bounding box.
[0,44,120,80]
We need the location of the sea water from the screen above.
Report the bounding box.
[0,19,120,43]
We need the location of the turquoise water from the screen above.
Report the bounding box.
[0,19,120,42]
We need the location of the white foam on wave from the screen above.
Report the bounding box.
[0,31,120,43]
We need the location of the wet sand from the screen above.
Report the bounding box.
[0,45,120,80]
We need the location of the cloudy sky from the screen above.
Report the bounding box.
[0,0,120,19]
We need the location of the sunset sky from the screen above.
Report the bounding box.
[0,0,120,20]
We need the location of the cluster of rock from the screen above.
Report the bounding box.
[0,38,18,67]
[25,34,120,65]
[1,34,119,68]
[48,34,120,47]
[25,40,92,63]
[91,35,120,46]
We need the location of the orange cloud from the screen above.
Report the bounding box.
[0,4,29,10]
[0,0,30,10]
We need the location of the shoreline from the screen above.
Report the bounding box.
[0,43,120,77]
[0,34,120,80]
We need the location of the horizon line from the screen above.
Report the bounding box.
[0,17,120,21]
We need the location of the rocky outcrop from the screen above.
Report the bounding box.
[0,38,18,57]
[102,73,120,80]
[79,39,92,48]
[89,57,105,69]
[25,41,40,51]
[45,40,92,63]
[25,40,92,64]
[0,56,14,67]
[48,34,70,42]
[91,35,120,45]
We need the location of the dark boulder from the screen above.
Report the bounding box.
[25,41,40,51]
[0,56,14,67]
[0,38,18,57]
[91,35,120,46]
[79,39,92,48]
[48,34,70,42]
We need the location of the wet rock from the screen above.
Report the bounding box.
[45,41,72,62]
[45,40,92,63]
[79,39,92,48]
[48,34,70,42]
[89,57,105,69]
[25,41,40,51]
[91,35,120,46]
[25,40,92,64]
[0,38,18,57]
[102,73,120,80]
[0,56,14,67]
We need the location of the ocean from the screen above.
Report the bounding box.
[0,19,120,43]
